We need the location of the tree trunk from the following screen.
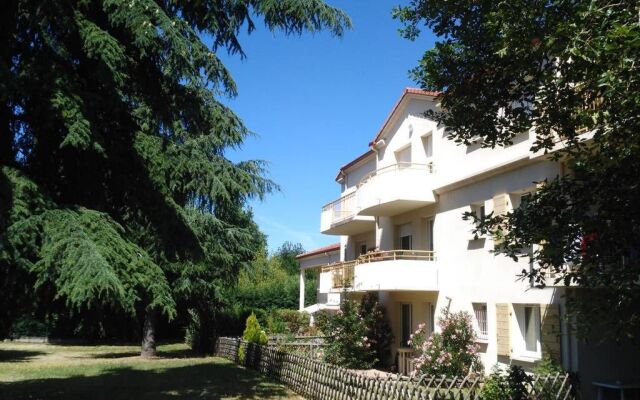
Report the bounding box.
[141,308,158,358]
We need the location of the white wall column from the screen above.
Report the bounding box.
[299,269,305,311]
[376,216,394,250]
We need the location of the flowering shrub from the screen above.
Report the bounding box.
[316,294,392,369]
[360,293,393,368]
[316,299,375,368]
[410,309,482,376]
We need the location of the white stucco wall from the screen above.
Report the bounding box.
[310,93,633,392]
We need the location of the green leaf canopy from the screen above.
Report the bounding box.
[0,0,350,337]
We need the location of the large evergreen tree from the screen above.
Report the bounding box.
[394,0,639,339]
[0,0,350,355]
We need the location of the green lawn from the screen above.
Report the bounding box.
[0,342,302,400]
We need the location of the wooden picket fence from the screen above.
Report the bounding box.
[215,337,578,400]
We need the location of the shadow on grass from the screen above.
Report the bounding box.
[0,349,46,363]
[89,347,201,360]
[0,360,294,400]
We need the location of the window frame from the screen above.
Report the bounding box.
[472,303,488,340]
[513,304,542,360]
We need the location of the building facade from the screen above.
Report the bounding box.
[296,88,639,399]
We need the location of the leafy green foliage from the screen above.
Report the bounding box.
[242,313,268,345]
[265,309,311,335]
[0,0,350,348]
[230,243,315,311]
[316,294,392,369]
[481,366,532,400]
[239,312,268,362]
[532,354,564,375]
[395,0,640,339]
[9,315,54,338]
[316,299,374,369]
[410,309,482,376]
[274,242,305,275]
[359,293,393,368]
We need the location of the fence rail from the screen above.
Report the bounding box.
[215,337,577,400]
[268,335,327,360]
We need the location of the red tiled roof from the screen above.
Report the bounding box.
[369,87,441,146]
[332,88,441,182]
[296,243,340,259]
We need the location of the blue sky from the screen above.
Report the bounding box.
[220,2,437,253]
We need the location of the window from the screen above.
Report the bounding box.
[399,223,413,250]
[401,304,412,347]
[514,305,541,358]
[357,242,367,256]
[470,204,486,239]
[430,304,436,334]
[426,218,434,252]
[422,134,433,158]
[519,192,533,209]
[400,235,412,250]
[515,193,534,255]
[395,146,412,165]
[473,303,488,339]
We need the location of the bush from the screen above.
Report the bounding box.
[239,313,268,362]
[9,315,52,338]
[316,299,375,369]
[266,309,311,335]
[480,365,531,400]
[410,308,482,376]
[316,294,392,369]
[533,354,564,375]
[242,312,268,345]
[359,293,393,368]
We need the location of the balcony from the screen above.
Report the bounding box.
[356,162,436,216]
[320,192,375,235]
[324,250,438,292]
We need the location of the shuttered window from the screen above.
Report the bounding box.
[492,193,509,216]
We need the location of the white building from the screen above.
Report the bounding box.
[297,88,640,399]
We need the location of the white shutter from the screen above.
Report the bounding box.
[493,193,509,216]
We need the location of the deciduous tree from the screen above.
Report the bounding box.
[394,0,639,339]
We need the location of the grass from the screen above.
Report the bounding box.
[0,342,303,399]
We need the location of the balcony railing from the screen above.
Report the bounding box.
[324,250,436,289]
[358,162,434,187]
[331,261,355,288]
[321,191,357,224]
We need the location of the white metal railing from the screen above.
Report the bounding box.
[397,348,415,375]
[323,250,436,289]
[321,191,357,225]
[358,162,434,187]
